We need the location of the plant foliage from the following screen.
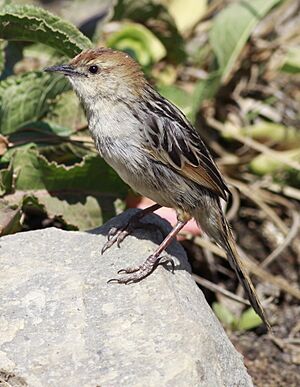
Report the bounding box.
[0,0,298,241]
[0,0,299,340]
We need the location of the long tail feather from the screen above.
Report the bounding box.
[194,198,271,331]
[221,231,271,331]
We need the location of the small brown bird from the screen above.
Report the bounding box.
[45,48,270,329]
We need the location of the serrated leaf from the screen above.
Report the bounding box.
[2,122,87,165]
[210,0,280,83]
[12,149,124,194]
[0,72,69,134]
[0,142,37,164]
[107,22,166,66]
[45,90,87,132]
[8,148,128,229]
[39,142,93,165]
[38,195,103,230]
[0,3,92,57]
[236,308,262,331]
[21,192,102,231]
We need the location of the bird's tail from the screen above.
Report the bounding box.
[194,199,271,331]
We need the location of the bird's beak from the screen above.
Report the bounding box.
[44,64,85,77]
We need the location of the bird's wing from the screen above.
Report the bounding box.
[141,90,229,200]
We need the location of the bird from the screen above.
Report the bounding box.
[45,47,271,330]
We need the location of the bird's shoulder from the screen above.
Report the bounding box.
[136,86,229,201]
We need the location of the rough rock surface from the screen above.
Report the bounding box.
[0,210,253,387]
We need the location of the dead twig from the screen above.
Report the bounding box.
[261,210,300,268]
[192,274,250,306]
[227,178,289,235]
[207,117,300,172]
[226,185,241,222]
[268,183,300,202]
[190,235,300,300]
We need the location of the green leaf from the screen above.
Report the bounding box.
[281,47,300,74]
[107,22,166,67]
[45,90,87,133]
[19,121,73,138]
[167,0,207,33]
[0,39,5,75]
[1,142,37,164]
[0,72,69,134]
[39,195,103,231]
[158,84,193,119]
[2,122,90,165]
[210,0,280,83]
[0,41,23,80]
[240,122,300,147]
[192,0,280,114]
[0,3,92,57]
[23,42,64,64]
[191,71,221,122]
[250,149,300,175]
[39,142,93,165]
[236,308,262,331]
[213,302,236,328]
[8,148,128,229]
[0,133,8,155]
[0,162,13,196]
[20,193,101,231]
[113,0,186,63]
[0,199,22,236]
[13,149,122,194]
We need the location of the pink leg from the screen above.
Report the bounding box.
[108,219,188,284]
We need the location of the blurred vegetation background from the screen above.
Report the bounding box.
[0,0,299,384]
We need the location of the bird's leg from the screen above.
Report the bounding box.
[108,211,191,284]
[102,203,161,254]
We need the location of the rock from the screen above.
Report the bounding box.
[0,209,253,387]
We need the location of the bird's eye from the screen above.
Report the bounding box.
[88,65,99,74]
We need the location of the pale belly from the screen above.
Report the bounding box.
[117,161,173,207]
[91,132,189,209]
[103,152,174,208]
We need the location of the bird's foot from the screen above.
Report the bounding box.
[107,254,175,284]
[101,212,163,254]
[101,219,142,254]
[106,216,187,284]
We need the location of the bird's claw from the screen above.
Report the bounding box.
[159,255,175,273]
[108,254,175,284]
[107,277,136,285]
[101,228,129,254]
[107,226,118,240]
[117,266,139,274]
[102,218,165,254]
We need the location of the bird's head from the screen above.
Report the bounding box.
[45,48,147,104]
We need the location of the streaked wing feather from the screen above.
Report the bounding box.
[141,88,229,200]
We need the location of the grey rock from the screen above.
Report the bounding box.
[0,209,253,387]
